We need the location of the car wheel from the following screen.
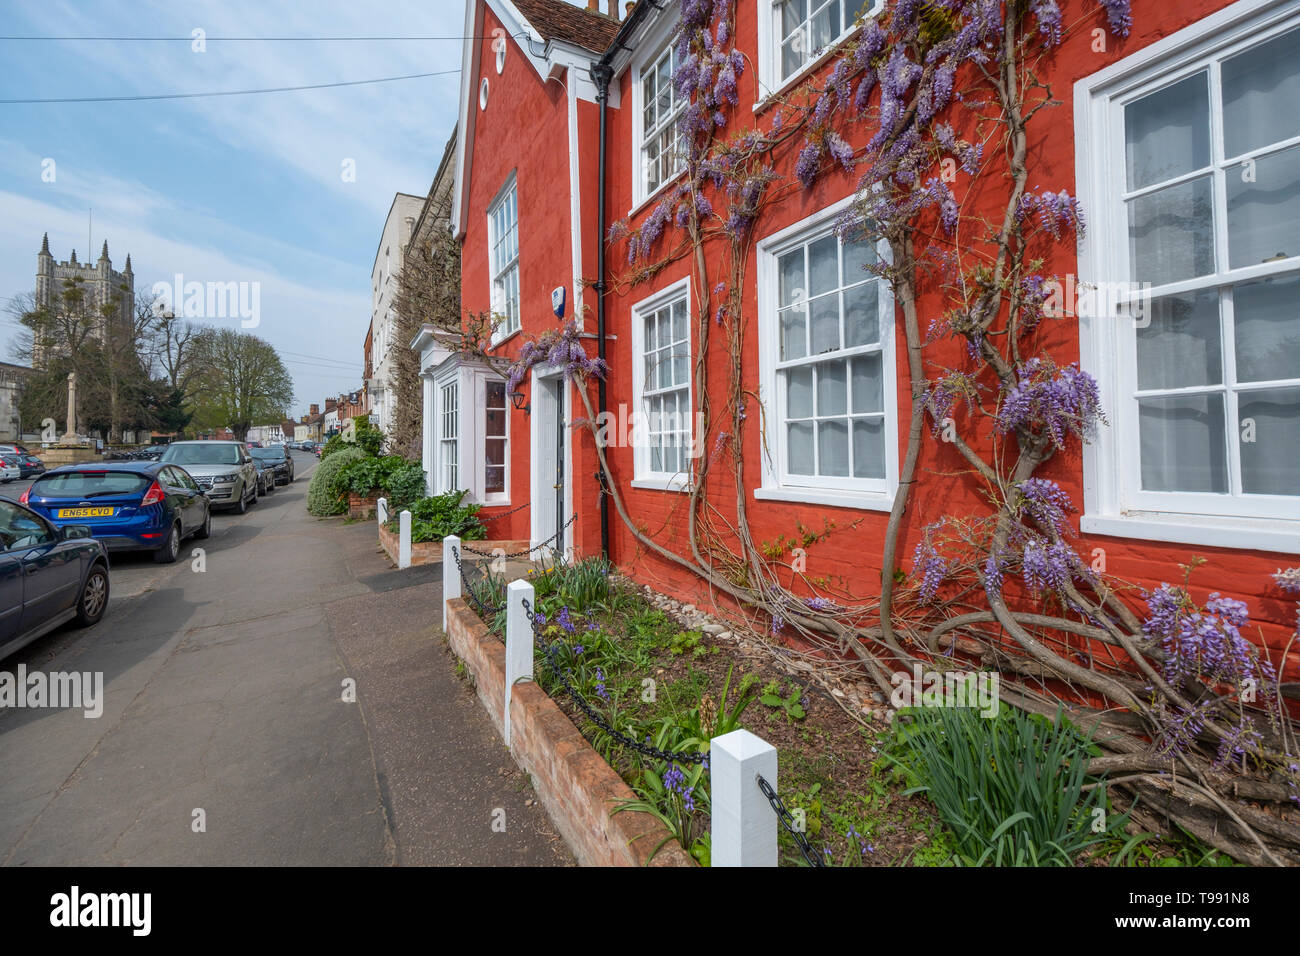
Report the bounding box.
[75,563,110,627]
[154,522,181,564]
[235,486,248,515]
[194,508,211,540]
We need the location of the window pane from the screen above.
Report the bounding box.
[810,0,839,52]
[1138,393,1228,493]
[788,422,814,474]
[787,366,813,418]
[779,0,806,38]
[808,235,839,296]
[1226,144,1300,269]
[852,418,885,478]
[810,293,840,354]
[842,236,876,282]
[651,439,663,472]
[817,419,849,476]
[1128,176,1214,286]
[844,281,879,347]
[1238,386,1300,496]
[485,465,505,494]
[779,249,805,306]
[816,360,846,416]
[781,306,807,360]
[1222,27,1300,157]
[672,299,687,341]
[486,407,506,436]
[1125,72,1210,190]
[486,438,506,467]
[781,38,802,81]
[1136,290,1222,390]
[851,354,883,414]
[1234,275,1300,383]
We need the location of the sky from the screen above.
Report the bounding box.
[0,0,467,418]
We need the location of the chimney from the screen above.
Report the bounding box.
[310,403,319,416]
[606,0,619,19]
[587,0,597,10]
[325,399,337,413]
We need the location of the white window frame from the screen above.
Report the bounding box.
[1075,0,1300,553]
[487,174,520,343]
[631,277,693,491]
[755,196,898,510]
[436,375,460,494]
[631,25,687,210]
[479,374,510,503]
[755,0,883,104]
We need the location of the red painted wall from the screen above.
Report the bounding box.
[461,0,1298,680]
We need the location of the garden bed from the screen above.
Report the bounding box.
[453,556,1247,867]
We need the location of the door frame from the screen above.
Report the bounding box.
[529,365,573,559]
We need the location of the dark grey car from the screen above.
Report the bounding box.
[0,497,110,660]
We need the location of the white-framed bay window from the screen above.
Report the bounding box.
[757,0,882,100]
[1076,0,1300,552]
[488,175,520,340]
[755,198,897,510]
[631,278,692,490]
[431,362,511,504]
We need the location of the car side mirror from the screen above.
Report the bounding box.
[61,524,92,540]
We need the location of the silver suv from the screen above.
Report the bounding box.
[160,441,258,513]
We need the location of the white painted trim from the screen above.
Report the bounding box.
[631,476,692,493]
[753,194,898,507]
[487,171,520,344]
[567,75,585,329]
[1074,0,1300,547]
[630,276,693,485]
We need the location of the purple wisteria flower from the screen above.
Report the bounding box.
[806,596,839,613]
[913,531,949,605]
[996,359,1103,448]
[1015,477,1075,536]
[1143,586,1274,689]
[1020,538,1078,595]
[1030,0,1064,46]
[1097,0,1132,37]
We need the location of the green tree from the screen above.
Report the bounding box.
[188,328,294,441]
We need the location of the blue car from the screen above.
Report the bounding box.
[22,462,211,564]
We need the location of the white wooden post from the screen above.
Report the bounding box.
[504,579,535,746]
[398,509,412,569]
[710,728,778,867]
[442,535,461,631]
[376,496,388,526]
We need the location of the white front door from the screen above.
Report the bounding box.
[531,375,567,555]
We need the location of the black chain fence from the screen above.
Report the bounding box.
[757,774,826,867]
[450,544,507,616]
[462,513,577,560]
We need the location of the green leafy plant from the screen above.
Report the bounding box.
[760,681,806,721]
[391,490,486,542]
[320,416,383,459]
[882,704,1127,866]
[668,630,704,657]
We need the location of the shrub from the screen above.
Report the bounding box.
[385,462,428,510]
[333,454,426,506]
[307,445,365,516]
[320,416,384,460]
[390,489,486,542]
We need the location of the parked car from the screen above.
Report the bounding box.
[253,456,276,495]
[0,497,110,660]
[250,445,294,486]
[159,441,258,513]
[21,462,211,564]
[0,444,42,478]
[0,456,19,482]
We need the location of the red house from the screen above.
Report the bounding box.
[427,0,1299,677]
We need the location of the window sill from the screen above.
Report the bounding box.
[628,168,687,222]
[753,485,893,512]
[631,476,692,493]
[489,328,521,351]
[1081,512,1300,555]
